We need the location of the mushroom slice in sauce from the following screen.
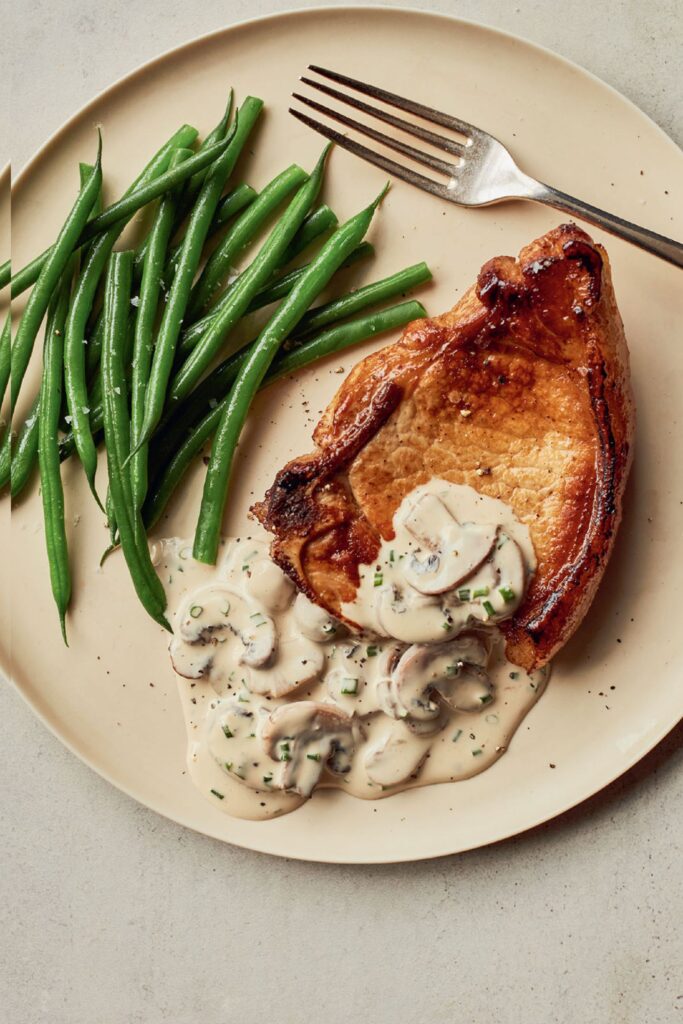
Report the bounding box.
[247,638,325,698]
[376,586,467,644]
[378,636,491,723]
[261,701,356,797]
[401,494,497,595]
[293,593,342,642]
[364,722,431,787]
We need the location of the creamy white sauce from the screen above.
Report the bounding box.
[157,481,549,821]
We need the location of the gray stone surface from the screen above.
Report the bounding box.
[2,3,681,1023]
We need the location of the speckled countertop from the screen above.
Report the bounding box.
[2,3,682,1023]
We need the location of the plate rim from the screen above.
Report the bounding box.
[5,4,682,863]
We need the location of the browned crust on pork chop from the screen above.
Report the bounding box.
[252,225,635,670]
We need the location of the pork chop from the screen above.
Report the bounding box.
[252,224,635,671]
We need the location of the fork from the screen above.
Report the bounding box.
[290,66,683,269]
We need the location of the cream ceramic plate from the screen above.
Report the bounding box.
[5,8,682,863]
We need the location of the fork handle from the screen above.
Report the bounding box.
[528,181,683,268]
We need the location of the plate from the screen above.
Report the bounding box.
[5,7,682,863]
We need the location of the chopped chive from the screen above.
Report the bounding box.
[263,774,273,785]
[441,621,452,631]
[373,572,383,587]
[222,724,233,738]
[445,663,459,677]
[210,788,225,799]
[472,748,483,757]
[473,586,490,598]
[479,693,493,705]
[238,692,250,703]
[189,604,203,618]
[280,741,291,762]
[509,671,519,680]
[457,588,471,601]
[499,585,516,603]
[220,600,231,616]
[322,622,337,636]
[306,753,322,762]
[389,549,395,562]
[366,644,378,657]
[452,729,463,743]
[482,600,495,618]
[341,677,358,695]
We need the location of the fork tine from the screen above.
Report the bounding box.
[300,77,466,158]
[308,65,478,138]
[289,108,453,201]
[292,93,456,177]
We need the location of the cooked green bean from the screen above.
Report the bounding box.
[8,395,39,497]
[133,98,234,280]
[193,184,387,564]
[0,260,10,290]
[178,242,372,357]
[101,251,170,630]
[213,183,259,230]
[0,316,10,425]
[11,123,199,297]
[136,98,263,450]
[280,204,338,264]
[129,149,191,514]
[64,145,190,507]
[169,146,331,411]
[186,163,310,320]
[10,141,102,410]
[163,182,258,288]
[293,261,432,338]
[144,300,424,530]
[39,265,75,642]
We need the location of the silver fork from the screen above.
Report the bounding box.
[290,66,683,269]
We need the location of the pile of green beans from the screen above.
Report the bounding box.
[5,93,433,637]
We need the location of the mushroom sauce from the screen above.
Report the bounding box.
[158,480,549,820]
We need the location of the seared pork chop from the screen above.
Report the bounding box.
[253,225,635,671]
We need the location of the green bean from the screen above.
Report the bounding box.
[11,124,198,297]
[0,315,10,423]
[163,182,258,288]
[186,163,310,320]
[293,261,432,338]
[101,250,170,631]
[136,98,264,449]
[0,426,11,490]
[169,146,331,411]
[248,242,373,314]
[129,149,191,514]
[158,247,383,460]
[186,90,234,197]
[64,141,181,507]
[8,395,39,498]
[10,140,102,410]
[280,204,338,264]
[133,98,234,280]
[39,265,75,642]
[213,183,259,230]
[0,260,10,290]
[144,300,424,530]
[193,184,387,564]
[177,204,344,357]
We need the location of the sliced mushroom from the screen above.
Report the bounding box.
[262,701,356,797]
[239,611,277,668]
[293,593,342,643]
[205,699,269,790]
[435,663,494,713]
[364,722,431,787]
[402,494,497,595]
[376,585,467,644]
[247,638,325,698]
[379,636,491,724]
